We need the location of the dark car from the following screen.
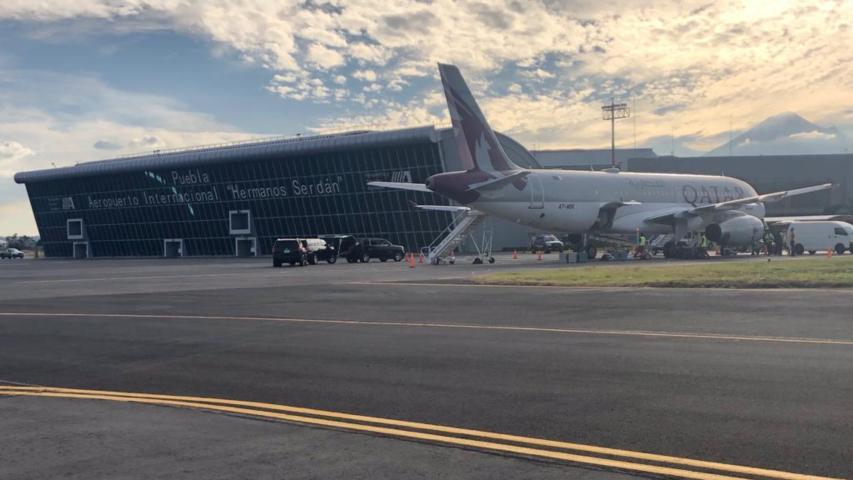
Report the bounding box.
[530,234,564,253]
[319,235,359,263]
[358,238,405,263]
[272,238,308,267]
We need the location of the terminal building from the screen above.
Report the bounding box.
[14,126,538,258]
[15,127,853,258]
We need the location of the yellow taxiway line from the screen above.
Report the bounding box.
[1,312,851,346]
[0,386,839,480]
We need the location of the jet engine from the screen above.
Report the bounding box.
[705,216,764,246]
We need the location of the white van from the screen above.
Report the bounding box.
[787,221,853,255]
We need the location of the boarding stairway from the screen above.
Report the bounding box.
[423,210,492,264]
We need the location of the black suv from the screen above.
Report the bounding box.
[272,238,308,267]
[357,238,405,263]
[530,234,565,253]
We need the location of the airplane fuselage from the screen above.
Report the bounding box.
[454,169,765,235]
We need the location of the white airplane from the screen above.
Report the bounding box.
[370,63,833,258]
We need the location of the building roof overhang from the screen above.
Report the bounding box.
[15,126,438,184]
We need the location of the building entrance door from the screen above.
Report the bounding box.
[235,237,256,257]
[73,242,89,259]
[164,239,184,258]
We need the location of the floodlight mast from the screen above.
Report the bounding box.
[601,99,630,168]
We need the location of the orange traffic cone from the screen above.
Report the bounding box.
[827,247,833,258]
[512,250,518,260]
[537,251,543,261]
[409,253,416,268]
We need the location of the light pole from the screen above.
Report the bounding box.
[601,99,630,168]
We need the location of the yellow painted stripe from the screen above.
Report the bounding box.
[0,389,747,480]
[0,386,838,480]
[1,312,851,346]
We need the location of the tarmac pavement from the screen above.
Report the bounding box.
[1,256,851,478]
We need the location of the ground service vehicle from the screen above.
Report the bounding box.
[300,238,328,265]
[530,234,564,253]
[787,221,853,255]
[319,235,359,263]
[0,248,24,259]
[358,238,405,263]
[272,238,308,267]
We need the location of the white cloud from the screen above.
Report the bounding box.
[305,43,345,70]
[789,130,836,141]
[1,0,852,151]
[0,69,258,234]
[352,69,377,82]
[0,140,34,177]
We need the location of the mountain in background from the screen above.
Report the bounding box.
[707,112,849,156]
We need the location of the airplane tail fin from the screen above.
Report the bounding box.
[439,63,521,175]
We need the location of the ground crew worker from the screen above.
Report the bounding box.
[763,229,775,256]
[788,227,797,256]
[634,233,648,258]
[773,231,784,255]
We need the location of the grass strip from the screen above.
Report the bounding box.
[476,257,853,289]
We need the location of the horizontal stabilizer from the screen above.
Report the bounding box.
[466,170,530,191]
[367,181,431,193]
[414,204,472,213]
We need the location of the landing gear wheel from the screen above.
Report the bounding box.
[835,243,846,255]
[393,252,404,262]
[308,254,317,265]
[449,258,456,265]
[663,241,675,259]
[585,245,598,260]
[346,257,357,264]
[488,257,495,264]
[473,257,483,264]
[808,250,816,255]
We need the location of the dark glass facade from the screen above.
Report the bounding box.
[22,140,451,257]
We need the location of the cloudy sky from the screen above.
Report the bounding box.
[2,0,853,234]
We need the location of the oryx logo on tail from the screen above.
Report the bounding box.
[439,64,521,177]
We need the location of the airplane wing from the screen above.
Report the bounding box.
[466,170,530,191]
[640,207,695,225]
[642,183,834,225]
[367,181,431,193]
[764,215,837,224]
[688,183,833,214]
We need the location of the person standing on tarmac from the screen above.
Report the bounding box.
[788,227,797,256]
[634,233,648,258]
[763,229,775,256]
